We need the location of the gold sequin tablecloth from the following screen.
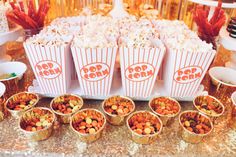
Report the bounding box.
[0,43,236,157]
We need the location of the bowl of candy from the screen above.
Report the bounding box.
[193,95,225,123]
[50,94,83,124]
[0,82,6,121]
[0,62,27,96]
[102,95,135,125]
[149,96,181,126]
[70,109,106,143]
[126,110,163,144]
[179,110,213,144]
[5,92,39,118]
[19,107,56,141]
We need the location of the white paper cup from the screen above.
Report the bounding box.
[0,82,6,121]
[0,82,6,98]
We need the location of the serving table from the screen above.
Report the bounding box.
[0,43,235,157]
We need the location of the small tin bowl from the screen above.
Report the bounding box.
[5,92,39,118]
[70,108,106,143]
[50,94,83,124]
[0,62,27,97]
[179,110,213,144]
[193,95,225,123]
[126,110,163,144]
[102,95,135,125]
[19,107,56,141]
[149,96,181,126]
[0,82,6,121]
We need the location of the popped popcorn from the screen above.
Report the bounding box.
[72,15,119,48]
[119,18,159,48]
[0,2,10,33]
[152,19,213,52]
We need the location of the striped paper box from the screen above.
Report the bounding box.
[119,41,166,98]
[23,43,73,95]
[162,48,216,98]
[71,47,118,97]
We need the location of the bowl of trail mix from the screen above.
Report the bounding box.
[50,94,83,124]
[126,110,163,144]
[5,92,39,118]
[19,107,56,141]
[179,110,213,144]
[70,108,106,143]
[149,96,181,126]
[102,95,135,125]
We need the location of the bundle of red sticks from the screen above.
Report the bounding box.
[193,0,226,49]
[6,0,50,29]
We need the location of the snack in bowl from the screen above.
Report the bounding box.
[5,92,39,118]
[102,95,135,125]
[179,110,213,144]
[19,107,56,141]
[126,111,163,144]
[149,96,181,126]
[0,73,17,80]
[193,95,225,120]
[70,109,106,143]
[50,94,83,124]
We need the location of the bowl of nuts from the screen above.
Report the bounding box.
[179,110,213,144]
[149,96,181,126]
[50,94,83,124]
[5,92,39,118]
[102,95,135,125]
[19,107,56,141]
[70,108,106,143]
[0,82,6,121]
[126,110,163,144]
[193,95,225,122]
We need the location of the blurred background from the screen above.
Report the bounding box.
[40,0,236,29]
[4,0,235,29]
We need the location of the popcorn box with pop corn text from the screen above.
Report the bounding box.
[119,40,166,98]
[23,43,74,95]
[71,47,118,97]
[162,47,216,98]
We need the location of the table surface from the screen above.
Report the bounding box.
[0,43,236,157]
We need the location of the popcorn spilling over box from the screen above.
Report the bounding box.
[119,19,165,98]
[24,33,74,95]
[71,16,119,96]
[0,3,10,33]
[153,20,216,98]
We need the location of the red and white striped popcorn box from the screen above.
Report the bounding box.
[162,48,216,98]
[119,42,166,98]
[71,47,118,96]
[23,43,73,95]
